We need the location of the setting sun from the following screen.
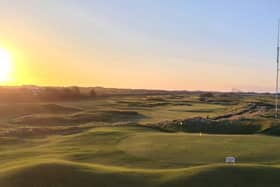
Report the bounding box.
[0,48,12,83]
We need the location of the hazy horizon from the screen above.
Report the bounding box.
[0,84,275,94]
[0,0,279,92]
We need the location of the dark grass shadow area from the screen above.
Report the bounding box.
[12,110,147,126]
[157,118,262,134]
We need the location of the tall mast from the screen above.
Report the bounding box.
[275,19,280,118]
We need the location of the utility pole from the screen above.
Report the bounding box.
[275,19,280,119]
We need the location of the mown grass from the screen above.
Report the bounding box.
[33,127,280,167]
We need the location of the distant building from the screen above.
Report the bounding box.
[225,156,236,164]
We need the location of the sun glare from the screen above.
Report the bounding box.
[0,48,12,83]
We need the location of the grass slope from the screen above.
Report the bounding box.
[3,127,280,169]
[1,161,280,187]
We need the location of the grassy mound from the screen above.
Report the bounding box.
[39,104,82,113]
[1,161,280,187]
[0,161,157,187]
[13,111,146,126]
[3,126,280,169]
[0,103,81,119]
[161,164,280,187]
[1,126,91,138]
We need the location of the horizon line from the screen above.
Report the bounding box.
[0,84,275,94]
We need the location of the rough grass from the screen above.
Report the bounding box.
[12,110,146,126]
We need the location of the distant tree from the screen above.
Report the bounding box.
[199,92,214,102]
[71,86,81,96]
[200,92,214,98]
[89,89,97,97]
[43,87,60,100]
[61,87,82,99]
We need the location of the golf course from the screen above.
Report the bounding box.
[1,91,280,186]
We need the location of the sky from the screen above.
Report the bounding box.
[0,0,279,91]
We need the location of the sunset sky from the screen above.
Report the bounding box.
[0,0,279,91]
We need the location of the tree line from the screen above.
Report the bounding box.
[0,86,97,102]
